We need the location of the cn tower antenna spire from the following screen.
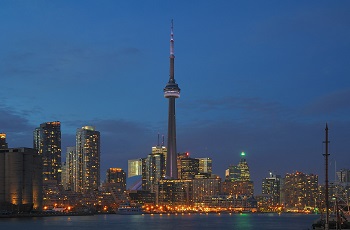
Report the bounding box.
[170,19,174,56]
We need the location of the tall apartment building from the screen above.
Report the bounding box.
[282,171,318,210]
[262,172,281,206]
[62,146,75,191]
[33,121,61,183]
[105,168,126,196]
[142,148,166,192]
[192,176,221,204]
[75,126,100,193]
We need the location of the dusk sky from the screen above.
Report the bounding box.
[1,1,350,193]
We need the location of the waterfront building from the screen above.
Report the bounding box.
[0,147,43,212]
[33,121,61,183]
[282,171,318,210]
[164,20,181,179]
[128,159,143,178]
[106,168,126,193]
[222,180,254,197]
[202,194,257,211]
[103,168,127,202]
[128,190,156,205]
[75,126,100,194]
[192,175,221,204]
[0,133,8,149]
[261,172,281,207]
[156,179,193,206]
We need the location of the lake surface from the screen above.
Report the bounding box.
[0,213,318,230]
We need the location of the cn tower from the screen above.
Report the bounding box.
[164,20,180,179]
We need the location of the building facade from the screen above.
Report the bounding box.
[178,157,199,179]
[62,146,75,191]
[192,176,221,204]
[197,157,212,175]
[142,150,166,192]
[75,126,100,193]
[128,158,143,178]
[157,179,193,206]
[282,171,318,210]
[261,172,281,210]
[0,148,43,212]
[33,121,62,183]
[104,168,126,200]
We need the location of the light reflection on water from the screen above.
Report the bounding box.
[0,213,317,230]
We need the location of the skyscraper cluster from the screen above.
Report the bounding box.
[33,123,101,195]
[1,21,345,215]
[222,152,254,197]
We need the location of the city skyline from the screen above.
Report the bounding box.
[1,1,350,189]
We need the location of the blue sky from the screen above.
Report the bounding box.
[1,1,350,193]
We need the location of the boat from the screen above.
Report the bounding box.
[116,203,143,215]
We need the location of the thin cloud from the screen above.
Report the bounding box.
[303,88,350,115]
[180,96,288,121]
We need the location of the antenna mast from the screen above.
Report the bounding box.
[323,123,330,230]
[170,19,174,56]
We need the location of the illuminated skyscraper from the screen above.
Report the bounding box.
[225,152,250,181]
[282,171,318,209]
[128,158,143,178]
[152,145,167,166]
[237,152,250,181]
[0,133,8,149]
[164,20,180,179]
[223,152,254,197]
[142,149,166,192]
[197,158,212,175]
[62,146,75,191]
[262,172,281,206]
[105,168,126,196]
[33,121,61,183]
[177,152,189,178]
[178,156,199,179]
[75,126,100,193]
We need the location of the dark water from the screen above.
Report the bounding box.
[0,213,317,230]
